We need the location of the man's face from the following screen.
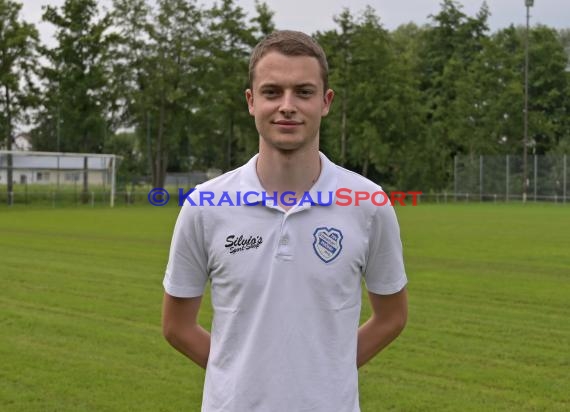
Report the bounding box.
[246,51,334,152]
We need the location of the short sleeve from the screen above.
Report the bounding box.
[363,204,408,295]
[163,197,209,298]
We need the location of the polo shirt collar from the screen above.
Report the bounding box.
[239,151,338,210]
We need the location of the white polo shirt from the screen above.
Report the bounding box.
[164,152,407,412]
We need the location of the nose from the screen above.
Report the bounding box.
[279,90,297,117]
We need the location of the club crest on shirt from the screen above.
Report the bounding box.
[312,227,343,263]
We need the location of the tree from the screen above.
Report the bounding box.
[318,8,428,188]
[34,0,117,202]
[200,0,258,170]
[346,7,394,178]
[553,29,570,153]
[103,132,145,189]
[476,26,524,155]
[250,0,275,40]
[112,0,204,188]
[527,26,569,153]
[387,23,428,191]
[417,0,491,190]
[0,0,39,204]
[316,9,355,167]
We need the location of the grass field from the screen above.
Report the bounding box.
[0,203,568,411]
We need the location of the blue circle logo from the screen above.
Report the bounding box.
[148,188,170,206]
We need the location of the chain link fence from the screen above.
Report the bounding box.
[2,151,568,207]
[453,154,568,203]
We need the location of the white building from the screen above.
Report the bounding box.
[0,151,116,186]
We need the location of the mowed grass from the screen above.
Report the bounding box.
[0,203,568,411]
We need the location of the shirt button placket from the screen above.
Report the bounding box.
[277,215,292,257]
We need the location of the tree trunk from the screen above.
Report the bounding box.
[340,47,349,167]
[146,111,154,185]
[81,155,89,204]
[362,156,369,178]
[153,98,167,188]
[159,151,168,190]
[5,87,13,206]
[227,113,234,170]
[81,130,89,205]
[340,89,347,167]
[361,140,370,177]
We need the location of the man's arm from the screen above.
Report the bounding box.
[162,293,211,369]
[356,287,408,368]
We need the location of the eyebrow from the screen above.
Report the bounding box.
[259,82,318,89]
[295,83,318,89]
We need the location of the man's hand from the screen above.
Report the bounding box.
[162,293,211,369]
[356,287,408,368]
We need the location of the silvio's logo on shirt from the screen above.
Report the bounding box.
[225,234,263,255]
[313,227,343,263]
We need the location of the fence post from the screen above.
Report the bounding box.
[534,154,538,202]
[454,155,458,201]
[110,155,116,208]
[57,155,60,188]
[480,155,483,202]
[506,155,509,202]
[562,155,568,204]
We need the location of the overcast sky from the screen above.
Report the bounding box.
[18,0,570,47]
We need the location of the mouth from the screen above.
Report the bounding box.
[272,120,303,127]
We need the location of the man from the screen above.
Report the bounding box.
[162,30,408,412]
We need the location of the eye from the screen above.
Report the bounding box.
[261,89,280,98]
[297,89,314,98]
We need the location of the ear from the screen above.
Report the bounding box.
[245,89,255,116]
[321,89,335,117]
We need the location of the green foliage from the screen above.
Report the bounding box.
[527,26,569,152]
[0,0,39,136]
[416,0,492,190]
[103,132,145,187]
[119,0,204,187]
[110,0,268,186]
[198,0,258,170]
[0,0,39,201]
[33,0,116,154]
[250,0,276,39]
[2,0,569,192]
[319,1,569,192]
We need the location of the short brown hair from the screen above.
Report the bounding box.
[249,30,329,92]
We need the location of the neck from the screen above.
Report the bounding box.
[256,145,321,195]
